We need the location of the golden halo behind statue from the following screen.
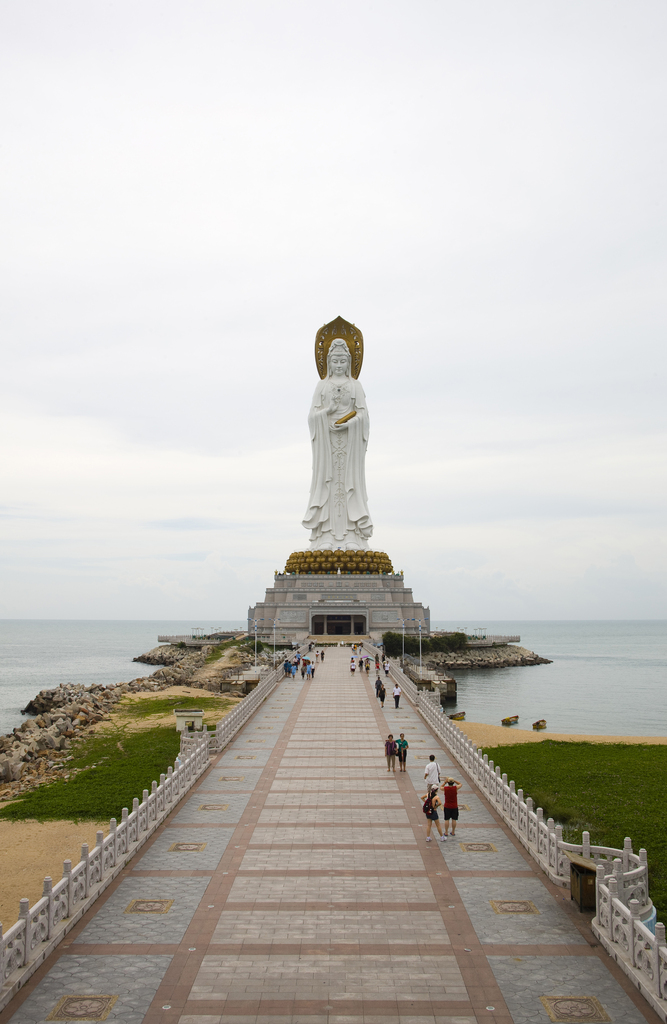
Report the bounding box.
[315,316,363,380]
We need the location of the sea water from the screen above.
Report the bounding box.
[0,619,665,738]
[0,620,244,736]
[429,620,667,737]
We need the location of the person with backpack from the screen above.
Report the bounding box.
[424,754,441,789]
[442,777,463,837]
[378,681,386,708]
[384,734,397,772]
[421,785,446,841]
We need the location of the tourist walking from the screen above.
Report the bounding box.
[306,662,312,680]
[384,660,390,678]
[396,732,409,771]
[291,663,297,680]
[321,649,326,662]
[378,682,386,708]
[385,734,397,772]
[392,683,401,708]
[301,662,306,679]
[311,663,316,679]
[424,754,441,788]
[350,657,356,675]
[283,659,291,677]
[374,676,382,699]
[442,777,463,837]
[421,785,446,841]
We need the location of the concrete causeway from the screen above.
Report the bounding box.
[1,648,660,1024]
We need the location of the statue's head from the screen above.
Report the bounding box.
[327,339,351,378]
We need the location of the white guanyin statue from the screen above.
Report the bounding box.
[302,317,374,551]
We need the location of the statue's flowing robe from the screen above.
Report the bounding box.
[302,376,373,547]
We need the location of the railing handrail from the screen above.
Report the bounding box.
[394,682,665,1021]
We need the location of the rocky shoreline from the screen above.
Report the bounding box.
[423,644,552,671]
[0,641,265,798]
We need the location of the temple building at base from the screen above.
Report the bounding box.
[249,566,429,644]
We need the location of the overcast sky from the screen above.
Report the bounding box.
[1,0,666,621]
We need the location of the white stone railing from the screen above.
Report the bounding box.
[405,690,667,1020]
[415,695,651,898]
[0,646,302,1014]
[0,738,210,1012]
[594,879,667,1021]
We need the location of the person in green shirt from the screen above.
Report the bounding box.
[396,733,409,772]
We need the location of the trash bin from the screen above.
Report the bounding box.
[566,851,597,912]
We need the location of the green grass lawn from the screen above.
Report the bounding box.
[0,692,236,824]
[0,725,181,823]
[482,741,667,924]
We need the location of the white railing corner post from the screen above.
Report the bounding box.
[582,830,590,859]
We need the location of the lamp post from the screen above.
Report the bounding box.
[418,620,423,674]
[271,618,277,668]
[396,618,406,664]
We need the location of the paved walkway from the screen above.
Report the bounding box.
[2,649,660,1024]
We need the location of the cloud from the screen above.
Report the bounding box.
[149,519,224,531]
[0,0,665,618]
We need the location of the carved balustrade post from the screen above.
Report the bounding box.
[18,898,29,967]
[623,836,632,872]
[81,843,90,897]
[582,830,590,859]
[63,859,73,912]
[595,863,606,925]
[109,819,117,866]
[639,848,648,895]
[629,899,641,967]
[42,877,53,940]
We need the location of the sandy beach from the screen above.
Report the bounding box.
[459,720,667,748]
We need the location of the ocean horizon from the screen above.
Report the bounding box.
[0,618,665,738]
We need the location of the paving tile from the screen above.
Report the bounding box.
[6,956,171,1024]
[77,877,211,944]
[171,792,253,825]
[454,878,586,945]
[250,827,417,846]
[133,829,233,871]
[212,910,449,944]
[227,876,435,904]
[489,955,647,1023]
[190,954,466,1001]
[240,849,424,871]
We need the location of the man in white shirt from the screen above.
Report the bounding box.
[392,684,402,708]
[424,754,441,788]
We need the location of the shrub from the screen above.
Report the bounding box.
[381,631,467,657]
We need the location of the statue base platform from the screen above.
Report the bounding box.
[248,572,429,644]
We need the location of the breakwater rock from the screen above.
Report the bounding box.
[425,645,552,671]
[1,677,169,789]
[133,644,268,692]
